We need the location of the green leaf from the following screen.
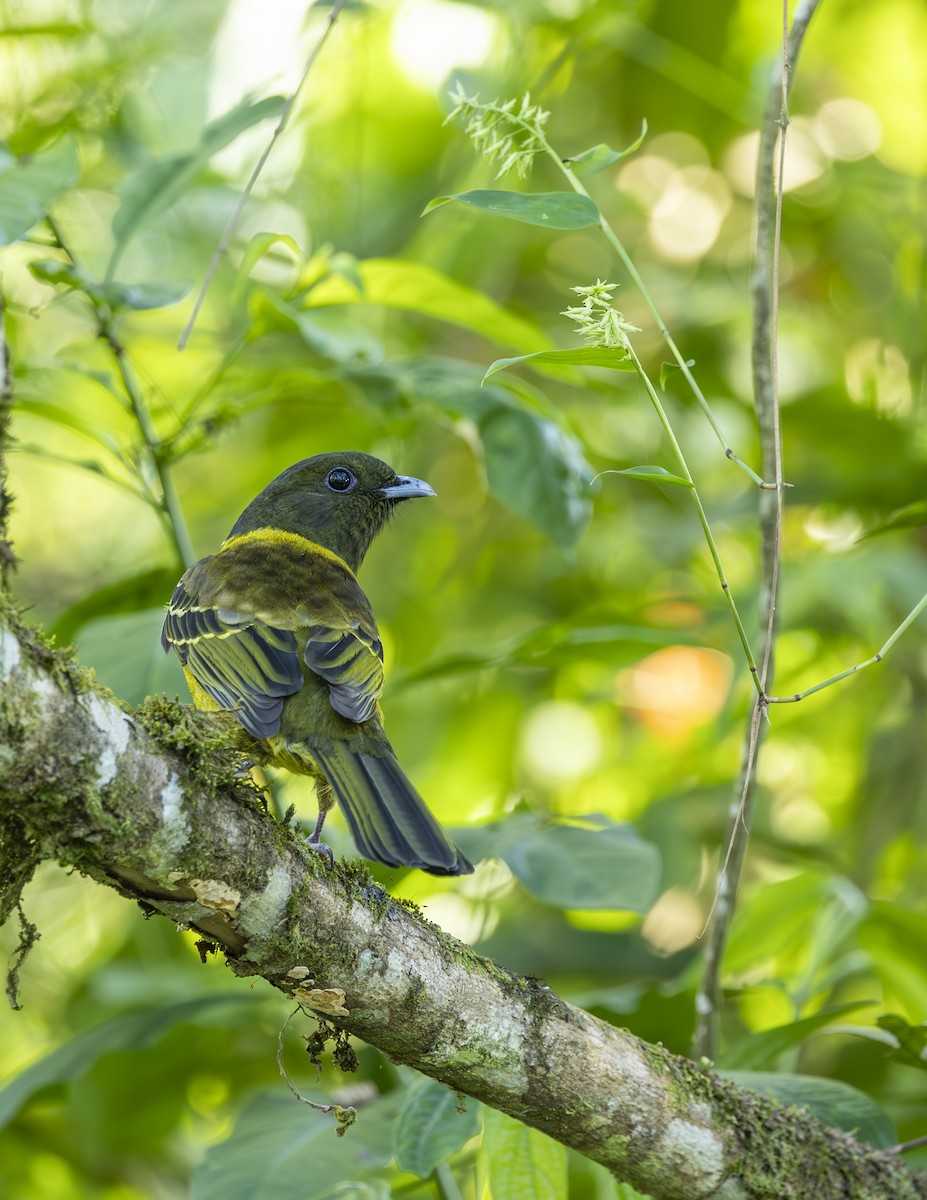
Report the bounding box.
[659,359,695,391]
[603,465,694,488]
[0,996,251,1129]
[478,403,592,546]
[877,1014,927,1071]
[565,121,648,176]
[75,608,187,705]
[28,256,88,290]
[483,346,636,381]
[394,1079,481,1177]
[191,1092,398,1200]
[481,1108,568,1200]
[424,190,600,230]
[0,135,79,244]
[721,1072,896,1149]
[51,567,181,643]
[99,280,190,311]
[305,258,549,354]
[720,1002,876,1071]
[109,94,286,274]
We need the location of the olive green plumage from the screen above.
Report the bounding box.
[161,451,473,876]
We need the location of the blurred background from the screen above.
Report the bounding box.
[1,0,926,1196]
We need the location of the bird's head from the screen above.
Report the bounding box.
[226,451,436,572]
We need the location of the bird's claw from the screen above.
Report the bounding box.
[306,836,335,867]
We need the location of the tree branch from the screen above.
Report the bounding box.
[1,609,925,1200]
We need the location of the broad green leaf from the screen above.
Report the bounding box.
[0,135,79,243]
[605,465,694,488]
[305,258,549,354]
[51,567,181,643]
[565,121,648,176]
[483,346,636,381]
[456,817,661,912]
[482,1108,568,1200]
[75,608,186,705]
[719,1002,875,1071]
[424,190,600,230]
[191,1091,398,1200]
[721,1072,896,1149]
[99,279,189,311]
[394,1079,481,1178]
[0,996,250,1129]
[478,403,592,546]
[232,231,303,304]
[15,397,126,458]
[28,256,87,290]
[109,94,286,274]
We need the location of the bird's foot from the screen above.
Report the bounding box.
[306,835,335,867]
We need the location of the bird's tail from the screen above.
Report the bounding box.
[311,744,473,876]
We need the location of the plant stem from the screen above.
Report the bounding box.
[626,343,761,691]
[692,0,820,1061]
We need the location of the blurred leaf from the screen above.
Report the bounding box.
[483,346,635,381]
[482,1108,568,1200]
[719,1002,875,1071]
[0,134,79,243]
[99,279,190,311]
[15,396,126,457]
[876,1014,927,1071]
[565,120,648,175]
[423,190,600,230]
[191,1091,398,1200]
[455,815,661,912]
[28,255,87,290]
[306,258,549,353]
[0,996,250,1129]
[720,1072,896,1149]
[394,1079,481,1178]
[604,466,693,488]
[51,567,180,643]
[75,608,186,705]
[478,402,592,546]
[109,94,286,274]
[860,500,927,539]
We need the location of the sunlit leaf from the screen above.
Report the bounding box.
[0,996,251,1129]
[109,94,286,274]
[483,346,635,382]
[394,1079,481,1177]
[0,135,79,244]
[720,1072,896,1149]
[191,1091,398,1200]
[565,121,648,176]
[305,258,549,354]
[876,1014,927,1071]
[482,1108,568,1200]
[51,567,181,643]
[424,190,600,230]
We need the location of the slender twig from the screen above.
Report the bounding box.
[276,1006,337,1114]
[0,279,17,588]
[692,0,821,1061]
[625,343,762,691]
[45,216,196,569]
[177,0,348,351]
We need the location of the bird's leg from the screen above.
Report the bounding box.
[306,779,336,866]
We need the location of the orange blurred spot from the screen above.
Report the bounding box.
[617,645,733,738]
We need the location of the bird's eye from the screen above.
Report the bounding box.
[325,467,357,493]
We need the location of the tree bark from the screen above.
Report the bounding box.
[1,610,924,1200]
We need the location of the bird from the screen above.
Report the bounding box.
[160,451,473,876]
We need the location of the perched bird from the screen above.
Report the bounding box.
[161,451,473,876]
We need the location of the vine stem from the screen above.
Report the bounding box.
[46,216,196,569]
[625,342,761,691]
[177,0,348,351]
[692,0,821,1061]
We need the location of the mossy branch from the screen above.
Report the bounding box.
[1,608,925,1200]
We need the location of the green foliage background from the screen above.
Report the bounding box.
[1,0,926,1196]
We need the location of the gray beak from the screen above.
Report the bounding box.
[380,475,436,500]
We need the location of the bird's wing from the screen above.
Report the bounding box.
[161,533,385,735]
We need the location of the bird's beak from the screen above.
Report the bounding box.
[380,475,436,500]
